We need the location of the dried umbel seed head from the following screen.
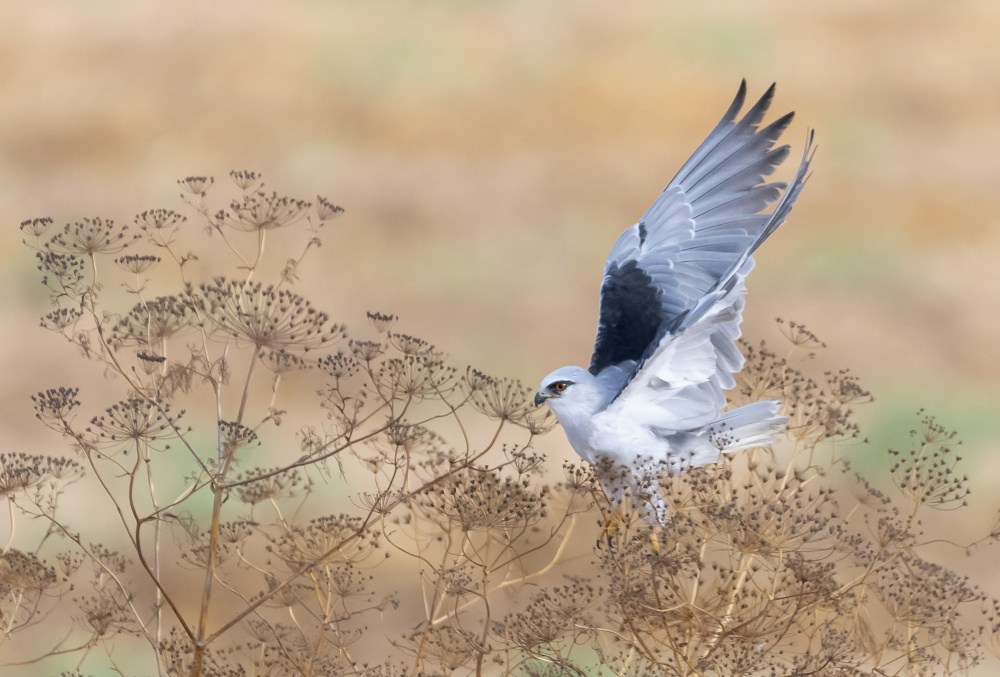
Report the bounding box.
[374,355,455,401]
[218,190,311,231]
[0,549,58,595]
[388,332,435,356]
[135,351,167,375]
[218,520,257,544]
[219,420,259,455]
[0,452,82,497]
[509,447,545,475]
[40,307,83,332]
[316,196,344,221]
[776,317,826,349]
[20,216,53,238]
[349,339,382,362]
[430,471,547,532]
[561,461,595,493]
[260,348,310,374]
[520,406,556,436]
[115,254,161,274]
[178,175,213,195]
[366,311,396,333]
[416,625,478,672]
[31,387,81,422]
[504,579,597,653]
[233,466,306,506]
[825,368,872,406]
[48,217,139,256]
[468,375,536,427]
[354,490,404,516]
[111,295,195,348]
[384,422,428,447]
[889,413,970,510]
[229,170,261,190]
[463,367,494,392]
[317,351,358,382]
[200,278,345,353]
[273,514,378,566]
[134,209,186,231]
[87,396,183,449]
[36,250,85,290]
[78,594,133,637]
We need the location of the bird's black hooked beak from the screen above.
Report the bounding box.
[533,392,548,407]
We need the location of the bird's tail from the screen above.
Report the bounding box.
[709,400,787,452]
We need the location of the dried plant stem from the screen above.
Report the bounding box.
[0,637,93,669]
[2,501,15,556]
[66,438,189,643]
[431,513,579,627]
[4,591,23,635]
[246,227,267,282]
[616,645,636,676]
[475,534,493,677]
[191,471,231,674]
[39,511,179,641]
[256,371,284,430]
[219,407,395,490]
[209,222,252,271]
[204,505,381,645]
[140,440,166,677]
[236,351,259,426]
[700,552,756,661]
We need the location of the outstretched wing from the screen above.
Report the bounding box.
[589,81,814,378]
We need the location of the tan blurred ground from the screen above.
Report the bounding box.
[1,0,1000,671]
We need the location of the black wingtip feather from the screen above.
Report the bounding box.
[736,83,778,133]
[705,80,749,142]
[762,111,796,141]
[729,79,748,117]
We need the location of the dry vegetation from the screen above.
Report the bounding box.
[1,174,998,676]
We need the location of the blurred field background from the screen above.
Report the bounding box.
[1,0,1000,672]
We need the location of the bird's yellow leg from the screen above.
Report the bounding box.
[597,505,625,546]
[598,504,660,551]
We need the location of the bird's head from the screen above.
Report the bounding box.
[535,366,597,411]
[535,366,605,455]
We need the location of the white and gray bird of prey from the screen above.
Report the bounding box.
[535,82,814,523]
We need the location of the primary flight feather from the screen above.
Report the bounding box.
[535,81,814,522]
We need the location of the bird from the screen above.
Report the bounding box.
[534,81,814,526]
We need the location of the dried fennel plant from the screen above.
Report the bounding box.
[7,172,1000,677]
[11,172,578,676]
[525,321,1000,677]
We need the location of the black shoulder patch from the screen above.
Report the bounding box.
[638,222,648,246]
[589,260,662,374]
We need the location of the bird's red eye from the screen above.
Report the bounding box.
[553,382,567,393]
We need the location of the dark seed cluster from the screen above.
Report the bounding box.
[0,452,82,497]
[110,295,195,349]
[87,396,183,449]
[890,411,970,510]
[218,190,312,232]
[48,217,140,256]
[200,278,345,353]
[134,208,187,232]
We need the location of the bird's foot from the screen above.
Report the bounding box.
[597,506,660,551]
[597,505,625,548]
